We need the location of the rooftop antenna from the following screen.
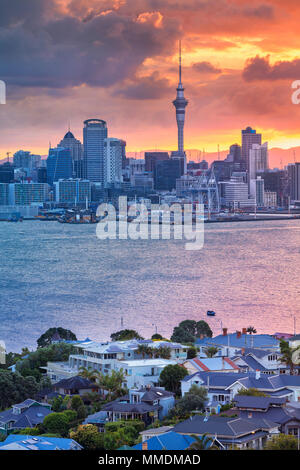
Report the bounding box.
[293,150,296,163]
[6,151,11,163]
[179,39,182,85]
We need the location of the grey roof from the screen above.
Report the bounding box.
[239,407,296,425]
[173,415,277,438]
[183,371,300,392]
[234,395,286,410]
[135,387,174,401]
[53,376,98,390]
[236,348,274,359]
[0,401,52,429]
[83,411,108,425]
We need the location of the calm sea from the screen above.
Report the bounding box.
[0,219,299,352]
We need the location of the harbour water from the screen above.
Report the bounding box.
[0,219,299,352]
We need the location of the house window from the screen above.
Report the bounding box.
[218,395,225,402]
[288,428,299,436]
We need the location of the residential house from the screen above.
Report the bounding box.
[0,399,52,435]
[183,357,240,375]
[0,434,82,450]
[101,387,175,426]
[83,411,108,432]
[115,358,177,389]
[53,376,100,397]
[131,431,223,450]
[196,330,279,358]
[173,414,279,450]
[231,348,285,375]
[181,371,300,405]
[234,395,300,437]
[43,339,187,384]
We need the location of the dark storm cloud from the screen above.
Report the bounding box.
[114,72,171,100]
[0,4,179,89]
[192,61,222,74]
[243,55,300,81]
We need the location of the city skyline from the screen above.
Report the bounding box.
[1,1,300,161]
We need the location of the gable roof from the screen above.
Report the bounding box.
[187,357,239,372]
[234,395,286,410]
[173,415,278,438]
[132,432,196,450]
[0,402,52,428]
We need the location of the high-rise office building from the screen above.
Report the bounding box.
[171,41,188,175]
[241,127,261,171]
[104,138,123,186]
[155,159,181,191]
[249,143,269,179]
[145,152,169,173]
[58,131,84,179]
[0,183,9,205]
[47,147,73,185]
[83,119,108,184]
[0,162,14,183]
[54,179,91,204]
[288,162,300,202]
[9,183,49,205]
[120,140,127,169]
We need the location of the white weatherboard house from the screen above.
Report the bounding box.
[181,371,300,405]
[42,339,187,387]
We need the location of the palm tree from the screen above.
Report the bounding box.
[154,346,171,359]
[203,346,219,358]
[188,434,218,450]
[136,344,152,359]
[247,326,257,334]
[97,369,126,399]
[279,340,300,375]
[78,366,99,383]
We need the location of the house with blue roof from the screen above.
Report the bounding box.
[0,434,82,450]
[0,399,52,435]
[131,431,222,450]
[231,348,285,375]
[181,370,300,405]
[196,330,279,358]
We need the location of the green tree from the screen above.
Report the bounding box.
[171,385,207,418]
[264,433,298,450]
[70,424,104,450]
[71,395,85,412]
[37,328,77,348]
[136,344,152,359]
[0,370,39,410]
[203,346,219,358]
[187,347,198,359]
[151,334,163,340]
[103,421,144,450]
[196,321,213,338]
[189,434,218,450]
[43,412,71,437]
[78,367,99,382]
[279,340,300,375]
[159,364,188,395]
[16,343,76,380]
[154,346,171,359]
[171,327,195,344]
[110,330,143,341]
[97,369,126,399]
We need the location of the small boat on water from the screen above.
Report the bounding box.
[207,310,216,316]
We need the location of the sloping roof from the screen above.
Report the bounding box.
[195,334,279,350]
[238,355,268,371]
[0,403,52,428]
[187,357,239,372]
[132,432,196,450]
[0,435,82,451]
[173,415,277,437]
[53,376,98,390]
[234,395,286,410]
[83,411,108,425]
[136,387,174,401]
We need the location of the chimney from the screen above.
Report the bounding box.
[255,370,261,380]
[223,328,228,336]
[242,328,247,335]
[241,348,245,356]
[142,440,148,450]
[236,331,241,338]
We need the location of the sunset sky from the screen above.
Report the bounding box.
[1,0,300,164]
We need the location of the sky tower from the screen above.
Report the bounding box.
[172,40,188,174]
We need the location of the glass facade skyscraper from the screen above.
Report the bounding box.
[83,119,108,184]
[47,147,73,185]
